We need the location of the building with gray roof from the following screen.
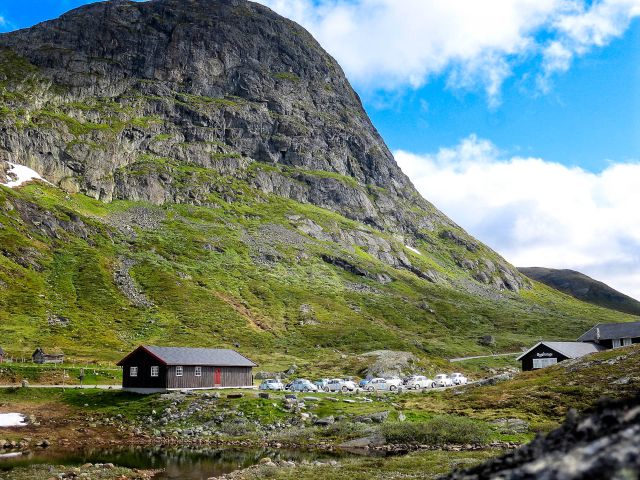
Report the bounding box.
[117,345,256,393]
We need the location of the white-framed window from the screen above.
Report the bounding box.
[150,366,159,377]
[612,339,622,348]
[532,358,557,369]
[623,338,632,347]
[195,366,202,377]
[130,366,138,377]
[176,366,183,377]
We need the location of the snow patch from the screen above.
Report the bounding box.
[0,413,27,427]
[405,245,421,255]
[2,162,49,188]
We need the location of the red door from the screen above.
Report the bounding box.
[214,368,221,387]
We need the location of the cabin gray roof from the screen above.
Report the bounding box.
[130,346,256,367]
[516,341,605,361]
[578,321,640,342]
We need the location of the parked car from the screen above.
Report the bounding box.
[365,377,403,392]
[450,373,468,385]
[433,374,453,387]
[404,375,434,389]
[359,379,371,388]
[286,379,319,392]
[324,378,360,393]
[314,378,330,390]
[259,379,284,391]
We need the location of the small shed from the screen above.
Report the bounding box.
[32,348,64,364]
[517,341,605,371]
[578,321,640,349]
[117,345,257,394]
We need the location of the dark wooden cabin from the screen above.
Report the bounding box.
[117,346,257,393]
[578,321,640,349]
[517,341,604,371]
[32,347,64,364]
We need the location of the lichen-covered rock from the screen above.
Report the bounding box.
[443,396,640,480]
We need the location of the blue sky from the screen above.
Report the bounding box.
[1,0,640,298]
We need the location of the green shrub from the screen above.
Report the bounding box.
[381,415,491,445]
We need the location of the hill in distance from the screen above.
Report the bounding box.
[0,0,634,371]
[519,267,640,317]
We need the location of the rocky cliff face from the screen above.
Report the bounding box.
[0,0,527,292]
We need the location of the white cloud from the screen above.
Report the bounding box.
[395,136,640,300]
[259,0,640,102]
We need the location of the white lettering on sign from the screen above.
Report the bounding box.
[536,352,553,358]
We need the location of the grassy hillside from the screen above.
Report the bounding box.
[0,180,634,372]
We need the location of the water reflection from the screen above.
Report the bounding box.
[0,445,347,479]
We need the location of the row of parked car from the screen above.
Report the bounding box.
[258,373,469,392]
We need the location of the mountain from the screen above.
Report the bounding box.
[0,0,633,367]
[519,268,640,317]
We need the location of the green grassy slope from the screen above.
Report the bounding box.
[0,180,634,372]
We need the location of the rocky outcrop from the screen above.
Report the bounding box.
[0,0,527,291]
[443,396,640,480]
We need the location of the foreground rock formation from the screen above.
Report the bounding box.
[444,395,640,480]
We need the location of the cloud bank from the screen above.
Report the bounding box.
[259,0,640,102]
[395,136,640,300]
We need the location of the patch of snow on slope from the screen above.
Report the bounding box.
[0,413,26,427]
[2,162,48,188]
[405,245,421,255]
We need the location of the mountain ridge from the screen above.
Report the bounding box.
[0,0,633,367]
[519,267,640,317]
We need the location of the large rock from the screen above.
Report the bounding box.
[443,396,640,479]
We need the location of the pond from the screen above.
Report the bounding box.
[0,445,350,479]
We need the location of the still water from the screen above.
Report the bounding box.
[0,445,349,479]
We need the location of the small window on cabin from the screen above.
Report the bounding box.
[130,367,138,377]
[150,366,159,377]
[176,366,183,377]
[195,366,202,377]
[613,339,622,348]
[623,338,632,347]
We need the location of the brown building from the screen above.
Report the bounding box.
[117,345,257,394]
[32,347,64,364]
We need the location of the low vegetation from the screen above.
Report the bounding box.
[381,415,491,445]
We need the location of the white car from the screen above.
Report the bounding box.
[365,377,403,392]
[259,379,284,391]
[324,378,360,393]
[450,373,468,385]
[433,374,453,387]
[287,379,319,392]
[404,375,434,389]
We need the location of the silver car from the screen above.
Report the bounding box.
[287,379,318,392]
[365,377,403,392]
[259,379,284,391]
[324,378,360,393]
[404,375,434,389]
[450,373,468,385]
[433,374,453,387]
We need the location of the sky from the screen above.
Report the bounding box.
[1,0,639,299]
